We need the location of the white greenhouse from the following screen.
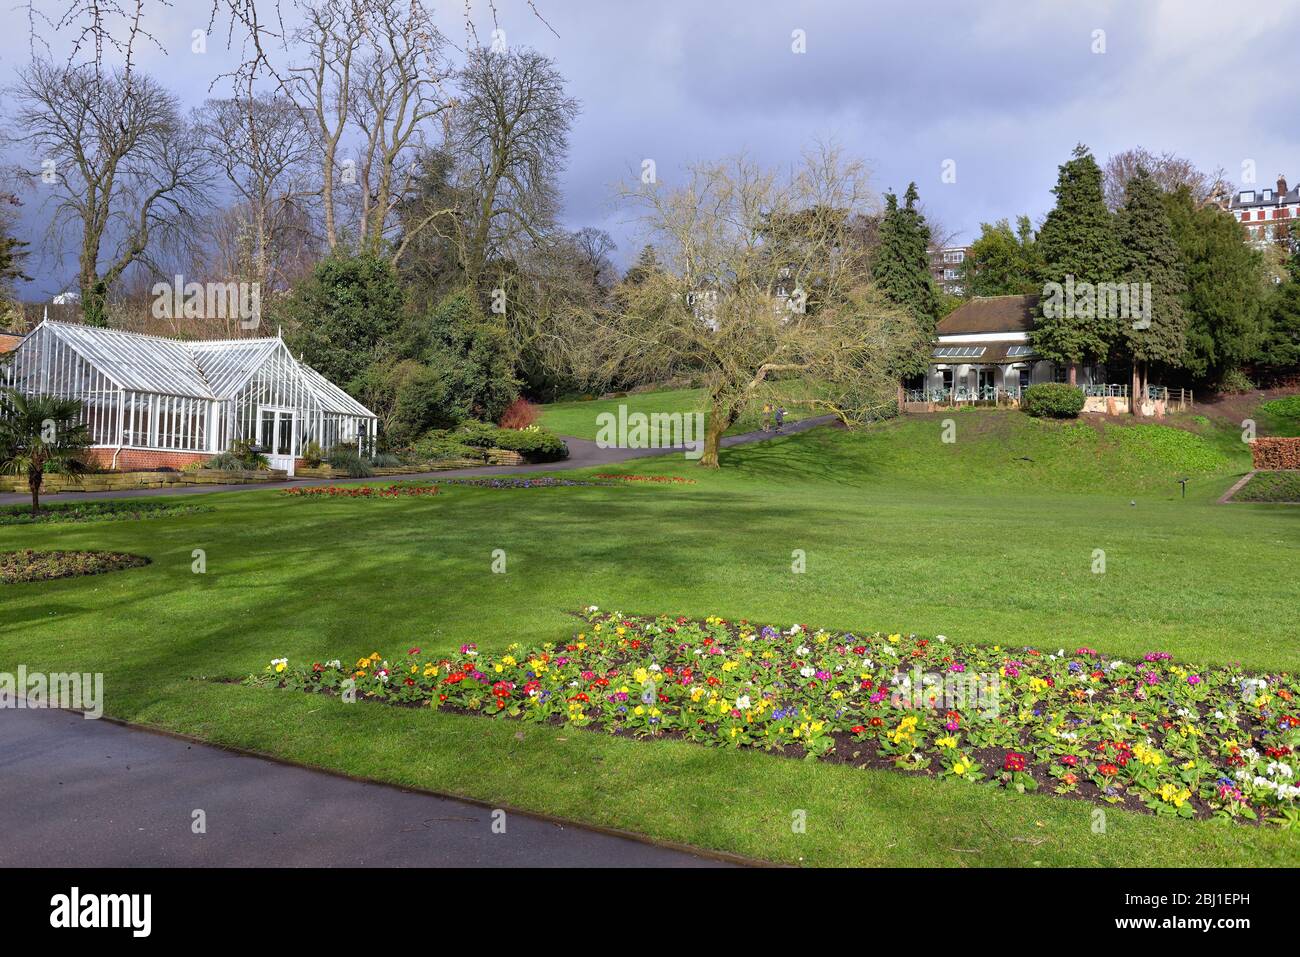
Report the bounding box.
[2,321,377,476]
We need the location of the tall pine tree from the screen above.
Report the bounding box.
[1032,145,1123,383]
[873,182,940,376]
[1116,168,1186,408]
[1162,186,1268,384]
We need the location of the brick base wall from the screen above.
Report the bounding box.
[1251,437,1300,470]
[83,449,209,471]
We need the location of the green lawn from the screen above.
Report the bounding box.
[538,386,815,440]
[1,409,1297,866]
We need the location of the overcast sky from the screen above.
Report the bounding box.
[3,0,1298,298]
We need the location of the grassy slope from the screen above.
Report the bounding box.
[1,410,1296,866]
[538,387,814,441]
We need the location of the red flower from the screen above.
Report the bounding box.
[869,717,883,728]
[850,725,866,734]
[404,678,415,686]
[1003,752,1027,772]
[1061,755,1078,766]
[1098,763,1118,776]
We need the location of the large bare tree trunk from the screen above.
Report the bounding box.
[1068,363,1077,386]
[1131,363,1141,416]
[699,396,738,469]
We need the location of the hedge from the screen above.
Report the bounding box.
[1022,382,1086,419]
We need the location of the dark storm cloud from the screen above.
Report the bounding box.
[3,0,1298,291]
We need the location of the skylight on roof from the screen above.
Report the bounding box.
[932,345,987,359]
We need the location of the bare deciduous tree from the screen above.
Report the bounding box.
[445,46,579,287]
[1103,147,1227,211]
[13,60,210,326]
[349,0,453,261]
[598,146,917,468]
[196,92,315,297]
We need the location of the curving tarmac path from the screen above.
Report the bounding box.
[0,414,836,506]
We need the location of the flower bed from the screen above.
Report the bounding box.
[0,500,214,526]
[281,484,440,498]
[593,473,697,484]
[439,477,612,489]
[2,549,151,584]
[246,609,1300,825]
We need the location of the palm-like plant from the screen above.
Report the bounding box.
[0,390,93,514]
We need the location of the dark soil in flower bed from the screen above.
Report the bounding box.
[1,549,151,584]
[0,500,214,526]
[245,610,1300,826]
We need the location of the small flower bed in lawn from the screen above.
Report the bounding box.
[246,609,1300,825]
[281,484,440,498]
[439,477,613,489]
[0,500,213,526]
[2,549,150,583]
[593,473,697,484]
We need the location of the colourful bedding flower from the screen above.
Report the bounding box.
[247,608,1300,826]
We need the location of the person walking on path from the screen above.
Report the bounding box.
[774,406,786,433]
[762,403,773,432]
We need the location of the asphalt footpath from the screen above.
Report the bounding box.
[0,706,738,867]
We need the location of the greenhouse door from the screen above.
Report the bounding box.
[259,407,297,477]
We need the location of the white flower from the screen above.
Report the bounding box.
[796,645,811,656]
[799,666,815,678]
[649,663,661,672]
[735,695,751,710]
[788,624,803,635]
[935,635,947,643]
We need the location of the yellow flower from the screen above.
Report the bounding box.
[1157,783,1191,807]
[1133,743,1164,767]
[936,735,958,749]
[494,664,504,674]
[953,760,970,776]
